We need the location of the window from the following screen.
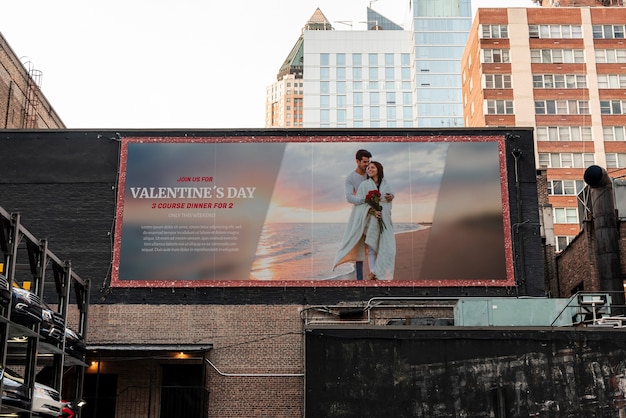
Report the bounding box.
[337,95,346,107]
[352,53,362,66]
[598,74,626,89]
[353,67,362,80]
[536,126,592,141]
[532,74,586,89]
[401,67,411,81]
[370,92,380,105]
[535,100,589,115]
[595,49,626,63]
[336,53,346,66]
[401,53,410,66]
[529,24,582,39]
[320,53,329,66]
[369,67,378,80]
[336,67,346,81]
[554,208,579,224]
[368,53,378,66]
[603,126,626,141]
[606,153,626,168]
[482,24,508,38]
[353,92,363,106]
[530,49,584,63]
[385,53,394,66]
[483,49,510,63]
[385,67,395,81]
[320,81,329,94]
[556,236,575,252]
[336,82,346,94]
[548,180,585,195]
[320,67,330,81]
[592,25,626,39]
[402,92,412,105]
[486,100,514,114]
[386,92,396,105]
[600,100,626,115]
[320,96,329,108]
[484,74,512,89]
[538,153,594,168]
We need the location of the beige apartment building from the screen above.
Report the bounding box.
[462,5,626,251]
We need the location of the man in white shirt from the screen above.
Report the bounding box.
[344,149,372,280]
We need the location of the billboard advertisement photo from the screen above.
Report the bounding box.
[111,135,513,287]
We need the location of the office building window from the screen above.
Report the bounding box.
[600,100,626,115]
[595,49,626,63]
[528,24,582,39]
[554,208,579,224]
[485,100,513,114]
[337,109,346,123]
[530,49,585,63]
[548,180,585,196]
[386,92,396,105]
[403,106,412,119]
[336,67,346,81]
[482,49,510,63]
[385,67,395,81]
[336,53,345,66]
[538,152,594,168]
[598,74,626,88]
[603,126,626,141]
[401,67,411,81]
[337,95,347,107]
[535,100,589,115]
[403,92,412,105]
[606,153,626,168]
[353,92,363,106]
[320,82,329,94]
[354,106,363,120]
[353,81,362,90]
[385,53,394,66]
[353,67,362,80]
[320,109,329,123]
[536,126,592,141]
[337,82,346,94]
[401,53,410,66]
[387,106,396,120]
[482,24,508,39]
[370,92,380,105]
[484,74,512,89]
[320,67,330,81]
[352,53,362,66]
[369,67,379,80]
[370,106,380,119]
[320,53,329,66]
[592,25,626,39]
[532,74,586,89]
[369,53,378,66]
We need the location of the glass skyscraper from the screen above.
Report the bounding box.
[413,0,472,127]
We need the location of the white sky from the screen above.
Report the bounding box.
[0,0,534,129]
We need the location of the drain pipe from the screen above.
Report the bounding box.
[205,358,304,377]
[583,165,625,310]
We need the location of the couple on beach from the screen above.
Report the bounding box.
[333,149,396,281]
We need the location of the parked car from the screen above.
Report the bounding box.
[0,273,10,307]
[40,303,65,345]
[1,367,62,417]
[0,366,29,411]
[64,327,86,360]
[10,286,43,327]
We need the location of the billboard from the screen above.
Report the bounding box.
[111,135,513,287]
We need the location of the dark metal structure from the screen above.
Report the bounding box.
[0,206,89,417]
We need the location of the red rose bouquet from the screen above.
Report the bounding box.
[365,189,386,231]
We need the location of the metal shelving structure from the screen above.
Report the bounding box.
[0,206,89,417]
